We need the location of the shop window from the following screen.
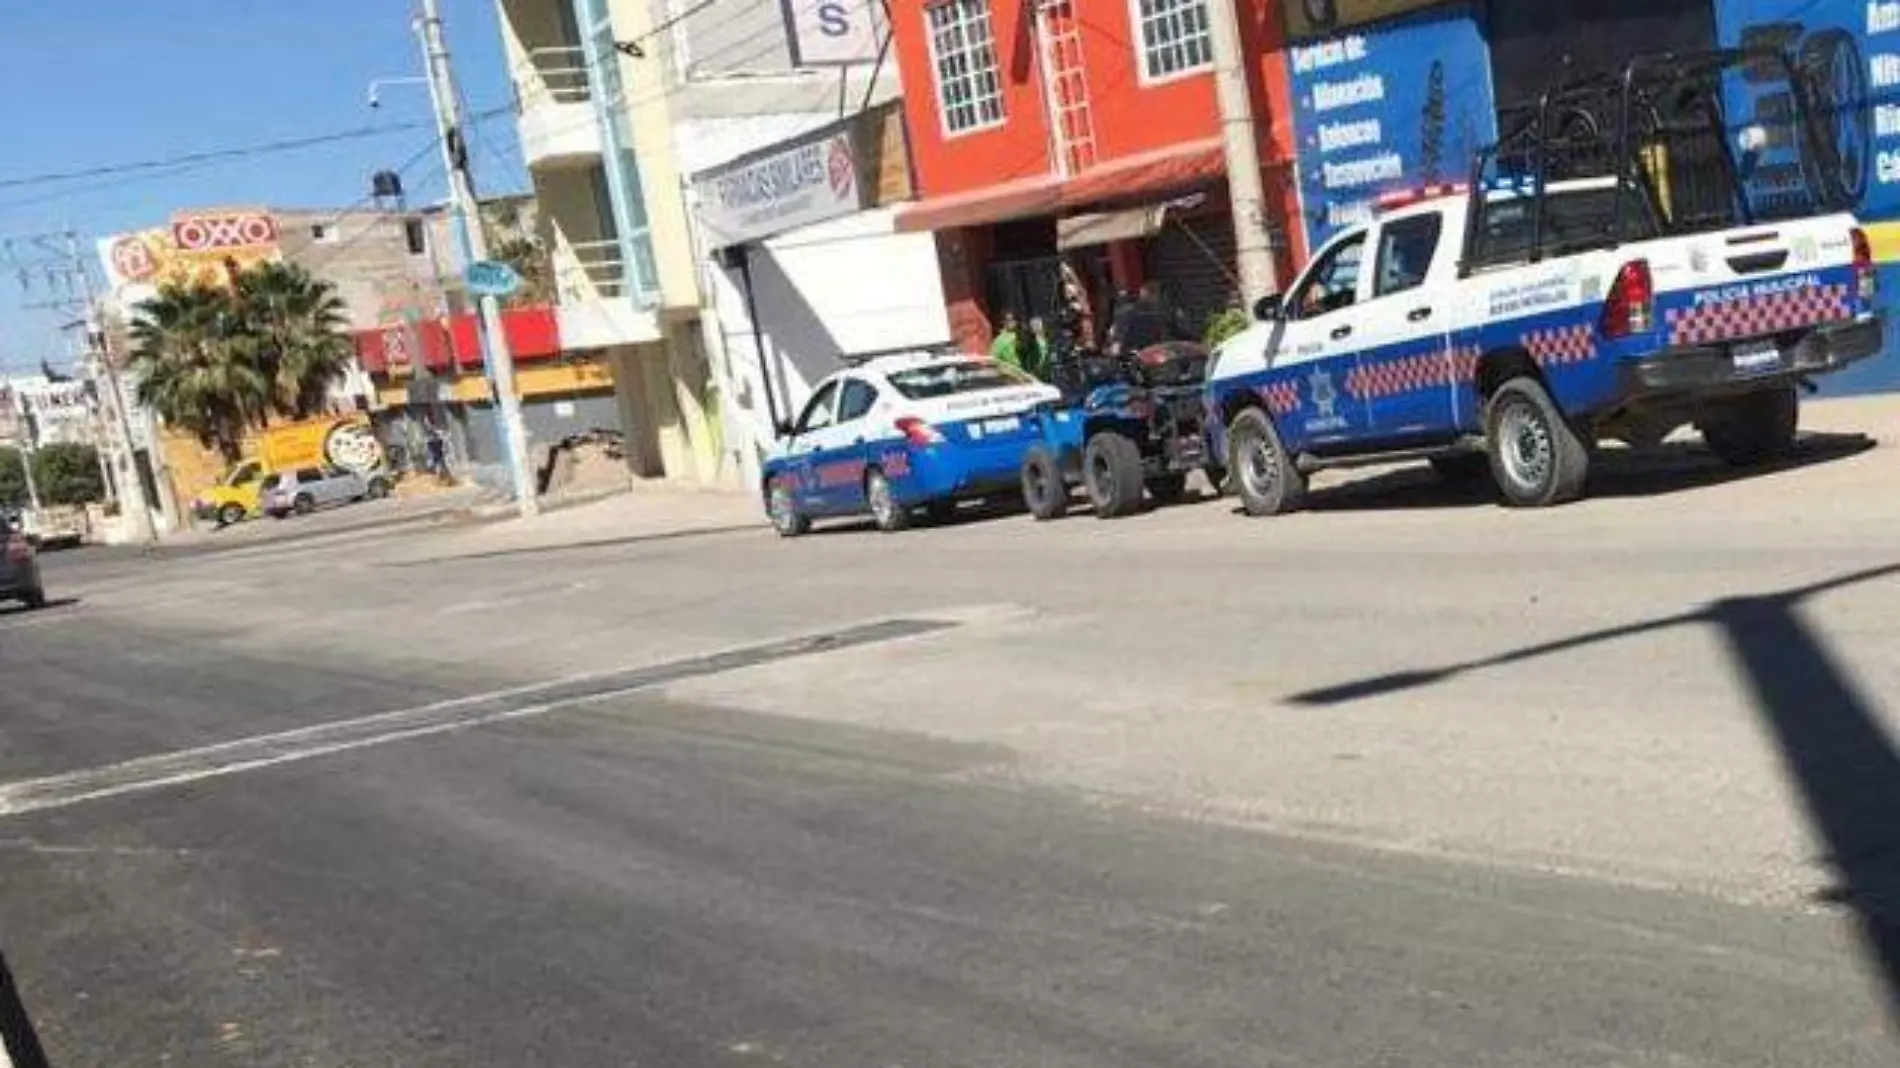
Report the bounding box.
[926,0,1005,135]
[1133,0,1212,83]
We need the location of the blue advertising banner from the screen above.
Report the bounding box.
[1714,1,1900,391]
[1285,4,1497,252]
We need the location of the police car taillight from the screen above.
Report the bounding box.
[1600,259,1654,339]
[895,417,943,445]
[1852,226,1877,301]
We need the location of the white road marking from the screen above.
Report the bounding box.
[0,616,955,820]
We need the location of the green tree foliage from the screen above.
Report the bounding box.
[1203,307,1251,349]
[0,444,106,508]
[127,263,352,461]
[33,443,105,506]
[0,448,24,509]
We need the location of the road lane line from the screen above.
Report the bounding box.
[0,616,953,820]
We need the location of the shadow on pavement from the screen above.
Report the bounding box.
[1288,563,1900,1031]
[0,598,80,619]
[0,947,51,1068]
[1294,432,1873,514]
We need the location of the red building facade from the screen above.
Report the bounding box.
[889,0,1302,350]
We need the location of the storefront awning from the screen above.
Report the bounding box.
[1056,193,1211,250]
[895,138,1226,234]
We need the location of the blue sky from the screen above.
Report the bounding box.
[0,0,524,372]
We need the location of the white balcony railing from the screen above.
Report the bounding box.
[553,238,664,349]
[514,46,602,167]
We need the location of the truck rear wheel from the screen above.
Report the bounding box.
[1485,377,1590,508]
[1699,386,1798,467]
[1084,432,1145,518]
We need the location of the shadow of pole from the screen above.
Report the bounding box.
[0,948,51,1068]
[1287,563,1900,1032]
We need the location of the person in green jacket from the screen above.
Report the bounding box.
[991,311,1024,371]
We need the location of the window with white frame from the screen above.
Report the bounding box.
[1133,0,1213,82]
[926,0,1005,135]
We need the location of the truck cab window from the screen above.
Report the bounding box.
[1374,213,1443,297]
[1290,233,1366,319]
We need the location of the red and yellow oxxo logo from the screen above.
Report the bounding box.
[170,211,278,253]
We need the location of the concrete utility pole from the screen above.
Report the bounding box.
[3,227,157,542]
[68,232,159,546]
[1206,0,1282,305]
[416,0,539,516]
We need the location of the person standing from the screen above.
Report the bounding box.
[1026,316,1052,380]
[991,311,1025,371]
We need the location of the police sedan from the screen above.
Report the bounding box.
[764,352,1061,535]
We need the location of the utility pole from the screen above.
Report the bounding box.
[1207,0,1281,305]
[416,0,538,516]
[2,228,157,543]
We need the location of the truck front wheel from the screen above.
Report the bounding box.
[1699,386,1798,467]
[1227,408,1305,517]
[1485,377,1590,507]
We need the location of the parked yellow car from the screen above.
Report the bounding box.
[192,460,267,527]
[189,416,388,527]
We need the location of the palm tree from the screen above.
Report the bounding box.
[233,263,354,419]
[126,282,268,462]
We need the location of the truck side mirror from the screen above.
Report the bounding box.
[1252,295,1283,322]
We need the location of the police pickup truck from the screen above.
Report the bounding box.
[1207,178,1881,513]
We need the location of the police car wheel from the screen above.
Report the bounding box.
[867,470,911,533]
[1021,445,1069,521]
[1228,408,1304,517]
[767,479,809,538]
[1485,377,1589,508]
[1699,386,1798,467]
[1084,432,1145,519]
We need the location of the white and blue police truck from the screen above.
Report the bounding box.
[1205,174,1881,514]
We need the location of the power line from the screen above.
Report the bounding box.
[0,121,442,193]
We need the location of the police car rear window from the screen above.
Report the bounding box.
[886,361,1032,399]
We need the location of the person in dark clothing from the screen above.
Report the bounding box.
[1111,280,1194,355]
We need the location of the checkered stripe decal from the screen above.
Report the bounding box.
[1522,324,1596,367]
[1347,352,1452,399]
[1258,381,1300,415]
[1664,283,1850,345]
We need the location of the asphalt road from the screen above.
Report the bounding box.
[5,407,1900,1065]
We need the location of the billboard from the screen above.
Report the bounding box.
[1286,4,1497,250]
[1284,0,1455,41]
[96,208,283,306]
[782,0,882,66]
[691,120,865,249]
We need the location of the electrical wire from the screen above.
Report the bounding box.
[0,121,441,193]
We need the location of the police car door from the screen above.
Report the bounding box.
[825,376,884,514]
[784,380,841,514]
[1273,228,1371,448]
[1352,208,1456,440]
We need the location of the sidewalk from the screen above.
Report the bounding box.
[402,482,764,561]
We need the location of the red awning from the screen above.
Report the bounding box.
[895,138,1227,233]
[353,305,562,375]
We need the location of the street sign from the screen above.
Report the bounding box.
[465,259,522,297]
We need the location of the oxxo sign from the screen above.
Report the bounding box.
[783,0,881,66]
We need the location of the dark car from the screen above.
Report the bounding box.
[1,511,46,610]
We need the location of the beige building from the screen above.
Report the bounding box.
[495,0,723,485]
